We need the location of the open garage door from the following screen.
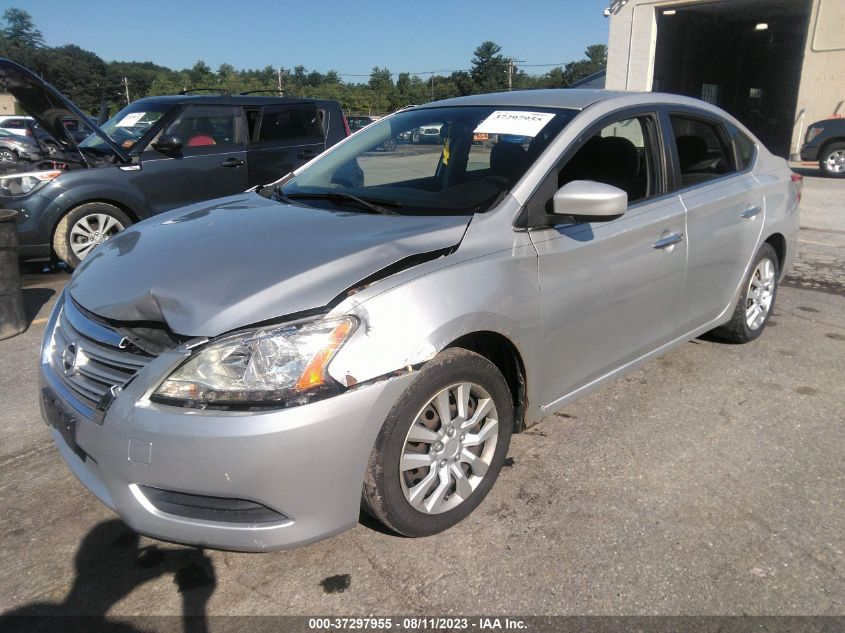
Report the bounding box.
[653,0,812,157]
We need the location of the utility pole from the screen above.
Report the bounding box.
[123,76,130,104]
[277,68,284,96]
[506,59,524,91]
[430,73,435,101]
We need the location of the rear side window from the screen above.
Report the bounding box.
[734,131,757,171]
[3,119,25,129]
[258,105,322,142]
[670,115,735,187]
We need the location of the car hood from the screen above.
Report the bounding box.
[0,58,128,163]
[68,193,470,337]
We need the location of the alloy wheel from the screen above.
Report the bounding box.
[0,149,15,162]
[745,257,775,330]
[69,213,125,260]
[824,149,845,174]
[399,382,499,514]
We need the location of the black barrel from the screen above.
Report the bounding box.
[0,209,26,340]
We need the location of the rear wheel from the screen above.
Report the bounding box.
[711,243,779,343]
[363,348,513,537]
[820,142,845,178]
[53,202,132,269]
[0,148,17,163]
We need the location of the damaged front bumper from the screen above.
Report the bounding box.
[40,299,415,552]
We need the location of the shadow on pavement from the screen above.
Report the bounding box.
[0,519,217,633]
[22,286,55,324]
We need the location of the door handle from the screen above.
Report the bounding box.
[297,150,318,160]
[653,233,684,249]
[221,158,244,167]
[741,205,761,219]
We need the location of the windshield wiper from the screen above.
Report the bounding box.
[285,192,401,215]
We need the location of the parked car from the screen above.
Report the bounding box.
[0,58,348,267]
[40,88,799,551]
[0,127,44,162]
[414,121,444,143]
[800,115,845,178]
[346,115,377,132]
[348,115,396,151]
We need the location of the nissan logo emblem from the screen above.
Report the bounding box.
[61,343,78,375]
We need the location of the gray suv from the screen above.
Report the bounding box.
[0,59,348,267]
[41,89,799,550]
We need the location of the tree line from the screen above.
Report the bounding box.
[0,8,607,116]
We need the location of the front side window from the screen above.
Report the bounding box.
[557,116,656,205]
[670,115,735,187]
[163,105,246,148]
[279,105,577,216]
[258,105,321,142]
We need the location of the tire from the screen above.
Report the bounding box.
[711,243,779,343]
[819,142,845,178]
[362,348,513,537]
[411,130,420,144]
[53,202,132,269]
[0,148,17,163]
[383,138,397,152]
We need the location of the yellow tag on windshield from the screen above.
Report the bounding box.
[441,139,450,166]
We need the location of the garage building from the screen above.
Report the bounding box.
[605,0,845,159]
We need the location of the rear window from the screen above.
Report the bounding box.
[258,106,322,142]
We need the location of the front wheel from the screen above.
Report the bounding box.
[820,142,845,178]
[711,243,779,343]
[0,148,17,163]
[362,348,513,537]
[53,202,132,268]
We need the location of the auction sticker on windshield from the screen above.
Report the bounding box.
[473,110,555,137]
[115,112,147,128]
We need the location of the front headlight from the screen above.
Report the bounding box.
[153,316,357,408]
[805,126,824,143]
[0,169,63,197]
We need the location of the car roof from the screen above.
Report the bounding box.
[416,89,728,114]
[130,94,334,107]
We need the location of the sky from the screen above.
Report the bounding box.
[1,0,610,79]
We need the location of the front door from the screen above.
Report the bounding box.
[139,104,249,215]
[527,112,688,409]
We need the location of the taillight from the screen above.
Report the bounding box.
[342,116,351,137]
[791,172,803,204]
[24,129,32,136]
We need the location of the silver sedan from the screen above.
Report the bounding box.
[40,90,799,550]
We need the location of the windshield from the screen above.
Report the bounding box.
[281,105,577,216]
[79,102,170,151]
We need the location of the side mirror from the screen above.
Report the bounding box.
[152,135,183,152]
[552,180,627,223]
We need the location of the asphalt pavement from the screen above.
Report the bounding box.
[0,167,842,622]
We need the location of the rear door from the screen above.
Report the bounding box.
[247,103,324,187]
[527,110,688,409]
[666,110,765,334]
[139,104,249,215]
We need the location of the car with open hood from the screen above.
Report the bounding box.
[0,59,348,267]
[40,88,799,551]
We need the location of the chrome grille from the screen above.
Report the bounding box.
[49,297,155,415]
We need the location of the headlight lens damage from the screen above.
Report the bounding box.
[153,316,356,407]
